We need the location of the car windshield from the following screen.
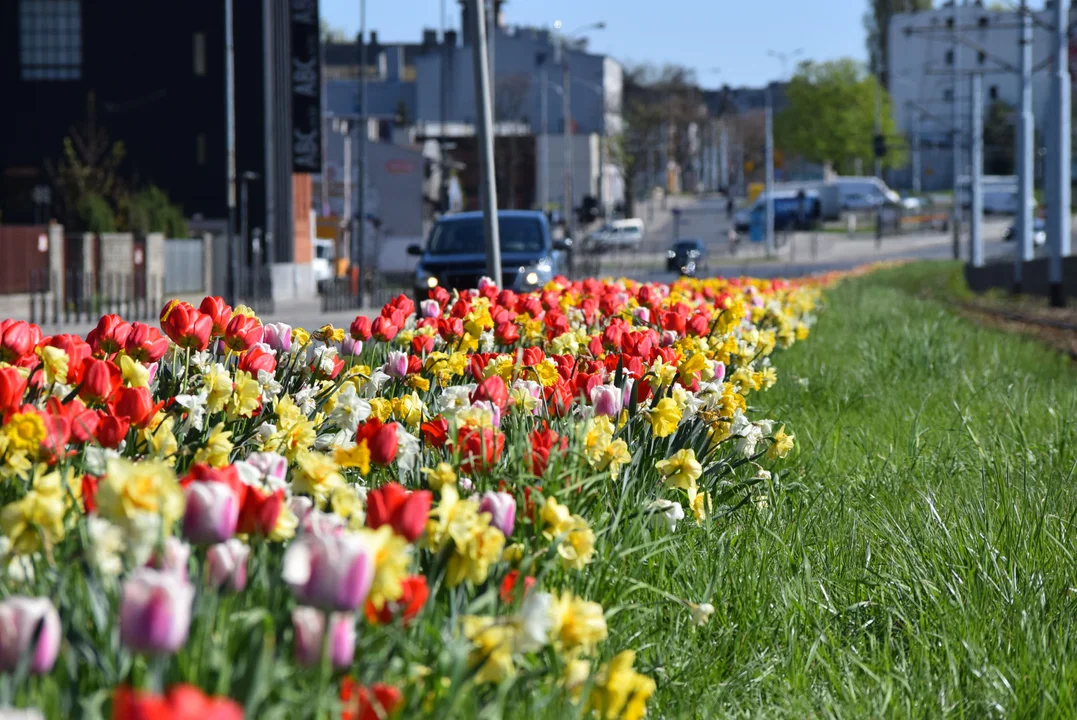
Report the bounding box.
[427,217,545,255]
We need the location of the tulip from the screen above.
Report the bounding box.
[470,375,509,412]
[124,322,170,363]
[236,485,286,536]
[456,425,505,474]
[420,416,449,448]
[79,358,122,405]
[713,361,726,383]
[339,681,403,720]
[349,315,372,341]
[112,685,243,720]
[67,402,100,444]
[222,314,263,353]
[0,597,61,675]
[206,539,250,592]
[357,419,398,466]
[292,608,356,668]
[632,306,651,324]
[86,314,132,356]
[384,351,408,379]
[119,568,194,654]
[590,383,623,418]
[365,483,431,542]
[241,452,289,489]
[237,344,277,375]
[147,538,192,582]
[281,533,377,611]
[341,335,363,358]
[365,575,429,626]
[479,491,516,537]
[370,315,398,342]
[198,296,233,337]
[94,413,130,448]
[182,482,240,544]
[160,300,212,350]
[0,320,33,363]
[419,299,441,318]
[0,367,27,412]
[259,322,290,354]
[112,386,162,428]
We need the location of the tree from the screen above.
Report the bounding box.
[125,186,188,237]
[774,58,907,175]
[864,0,933,87]
[983,100,1015,175]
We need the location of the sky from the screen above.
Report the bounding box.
[321,0,871,88]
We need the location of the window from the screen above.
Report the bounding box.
[193,32,206,76]
[978,51,986,65]
[990,85,998,100]
[978,16,989,27]
[195,133,207,165]
[945,50,954,65]
[944,89,953,101]
[18,0,82,80]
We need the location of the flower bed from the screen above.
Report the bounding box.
[0,274,819,719]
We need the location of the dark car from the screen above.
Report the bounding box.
[667,238,705,273]
[408,211,571,299]
[1003,217,1047,245]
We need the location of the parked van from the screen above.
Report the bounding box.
[734,190,821,232]
[589,218,645,250]
[829,177,901,211]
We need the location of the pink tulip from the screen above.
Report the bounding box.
[291,608,356,668]
[182,482,240,544]
[478,491,516,537]
[0,597,61,674]
[263,322,293,353]
[713,361,726,383]
[120,568,194,654]
[477,276,497,292]
[146,538,191,582]
[206,540,250,592]
[632,307,650,324]
[341,336,363,358]
[385,351,408,380]
[420,299,441,318]
[590,383,623,418]
[281,533,376,611]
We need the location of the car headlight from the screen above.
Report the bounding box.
[521,259,553,286]
[667,250,676,258]
[415,266,438,288]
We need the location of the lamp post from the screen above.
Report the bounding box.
[764,49,802,259]
[240,171,260,297]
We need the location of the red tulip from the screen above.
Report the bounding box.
[370,315,399,342]
[437,317,464,341]
[420,416,449,448]
[499,570,536,604]
[544,312,570,337]
[357,418,399,466]
[469,375,509,412]
[181,464,248,505]
[384,293,415,320]
[349,315,372,341]
[364,575,429,625]
[51,397,99,444]
[687,313,710,337]
[79,358,122,405]
[112,386,164,428]
[82,475,99,513]
[0,320,34,363]
[86,314,132,356]
[95,414,130,448]
[450,298,471,319]
[198,296,233,338]
[236,485,286,536]
[339,680,403,720]
[528,423,567,477]
[520,347,545,367]
[430,286,451,306]
[237,345,277,375]
[660,311,687,336]
[601,322,625,351]
[455,425,505,475]
[543,380,574,418]
[493,321,520,345]
[222,314,263,353]
[38,411,70,463]
[40,334,92,384]
[0,367,27,412]
[125,322,170,363]
[365,482,432,542]
[111,684,243,720]
[160,301,212,351]
[410,333,435,355]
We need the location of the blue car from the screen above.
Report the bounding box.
[408,211,571,299]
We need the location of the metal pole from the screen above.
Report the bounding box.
[764,85,775,258]
[241,176,249,295]
[439,0,448,213]
[1015,0,1034,292]
[540,61,549,211]
[342,122,352,273]
[719,121,729,191]
[487,0,496,109]
[951,0,961,260]
[873,59,882,180]
[468,0,502,283]
[1047,0,1071,307]
[912,109,921,195]
[562,38,574,240]
[357,0,367,303]
[597,79,605,218]
[225,0,237,306]
[970,72,984,268]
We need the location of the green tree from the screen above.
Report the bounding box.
[125,185,188,237]
[774,58,907,175]
[864,0,933,87]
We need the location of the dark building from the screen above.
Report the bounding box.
[0,0,321,280]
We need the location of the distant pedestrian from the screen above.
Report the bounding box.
[726,196,734,220]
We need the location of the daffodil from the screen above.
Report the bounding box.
[548,591,608,653]
[647,397,682,438]
[767,425,795,459]
[96,457,184,535]
[193,422,233,467]
[587,650,656,720]
[655,448,702,491]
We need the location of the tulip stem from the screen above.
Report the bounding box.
[313,610,332,720]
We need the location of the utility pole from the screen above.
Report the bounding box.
[719,121,729,191]
[1015,0,1034,293]
[341,120,352,273]
[764,84,775,258]
[1047,0,1070,307]
[539,53,549,212]
[873,33,883,180]
[468,0,502,283]
[225,0,238,306]
[561,36,574,241]
[357,0,368,302]
[951,0,961,261]
[970,72,984,268]
[911,108,921,195]
[439,0,448,213]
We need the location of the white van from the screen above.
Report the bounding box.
[313,239,335,284]
[589,218,645,250]
[830,177,901,211]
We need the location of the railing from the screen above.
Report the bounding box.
[28,270,163,325]
[235,265,275,315]
[320,271,412,313]
[163,238,205,294]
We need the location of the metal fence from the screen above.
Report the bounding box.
[320,271,411,312]
[29,270,163,325]
[163,238,204,294]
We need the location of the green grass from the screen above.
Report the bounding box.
[593,266,1077,718]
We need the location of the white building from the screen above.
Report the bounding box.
[887,2,1066,188]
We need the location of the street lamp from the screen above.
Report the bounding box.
[761,48,802,258]
[551,20,606,241]
[240,170,260,297]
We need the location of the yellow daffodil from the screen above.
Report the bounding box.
[647,398,682,438]
[655,448,702,491]
[462,616,517,684]
[193,422,233,467]
[767,425,795,459]
[335,441,372,476]
[588,650,656,720]
[292,451,346,506]
[119,355,149,388]
[548,591,608,653]
[96,458,184,534]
